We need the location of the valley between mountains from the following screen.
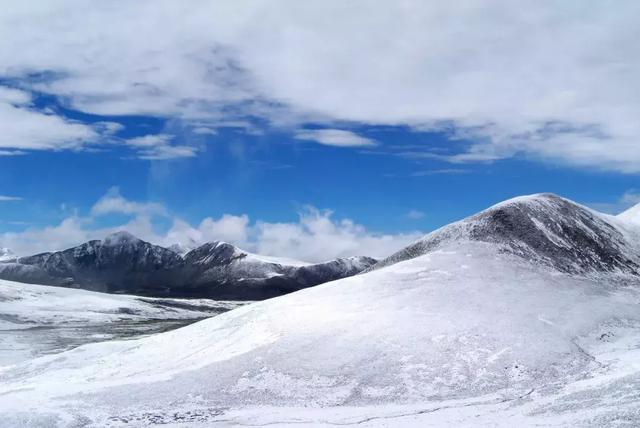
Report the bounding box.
[2,193,640,427]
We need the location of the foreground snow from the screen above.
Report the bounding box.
[2,243,640,426]
[0,279,244,326]
[2,194,640,426]
[0,279,247,365]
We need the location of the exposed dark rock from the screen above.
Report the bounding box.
[372,193,640,276]
[0,232,376,300]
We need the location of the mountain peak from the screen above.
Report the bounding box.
[373,193,639,275]
[102,231,142,246]
[487,192,565,211]
[167,242,197,257]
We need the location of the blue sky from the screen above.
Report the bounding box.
[0,2,638,259]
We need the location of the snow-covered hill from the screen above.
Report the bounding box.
[618,201,640,227]
[371,193,640,275]
[0,278,243,327]
[0,278,247,366]
[2,194,640,426]
[0,233,376,300]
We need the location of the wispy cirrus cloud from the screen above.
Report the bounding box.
[294,129,376,147]
[405,209,425,220]
[124,134,197,160]
[410,169,471,177]
[0,195,22,202]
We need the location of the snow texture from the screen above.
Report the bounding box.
[2,193,640,426]
[618,201,640,227]
[0,278,247,365]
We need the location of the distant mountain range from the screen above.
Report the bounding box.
[0,232,376,300]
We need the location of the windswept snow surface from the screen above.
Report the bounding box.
[2,246,640,425]
[0,279,247,365]
[2,194,640,426]
[618,202,640,227]
[0,279,243,326]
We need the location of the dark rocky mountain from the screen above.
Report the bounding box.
[371,193,640,276]
[0,232,376,300]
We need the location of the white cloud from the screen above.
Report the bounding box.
[136,145,198,160]
[163,215,251,249]
[126,135,173,148]
[94,121,124,135]
[410,169,470,177]
[0,150,26,156]
[0,217,92,255]
[0,86,30,104]
[0,195,22,201]
[191,126,217,135]
[91,187,166,217]
[1,2,638,170]
[0,190,421,261]
[250,206,419,262]
[294,129,376,147]
[405,210,425,220]
[124,134,197,160]
[0,87,98,152]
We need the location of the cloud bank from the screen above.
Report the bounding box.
[0,190,422,262]
[0,2,638,170]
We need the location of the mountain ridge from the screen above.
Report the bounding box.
[0,233,376,300]
[370,193,640,276]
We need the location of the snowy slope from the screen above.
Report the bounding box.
[0,278,243,327]
[371,193,640,276]
[0,234,376,299]
[0,279,248,366]
[2,194,640,426]
[618,201,640,227]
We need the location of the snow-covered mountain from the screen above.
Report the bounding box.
[618,201,640,227]
[0,231,186,294]
[167,242,197,257]
[0,232,376,300]
[181,241,375,299]
[3,194,640,426]
[371,193,640,275]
